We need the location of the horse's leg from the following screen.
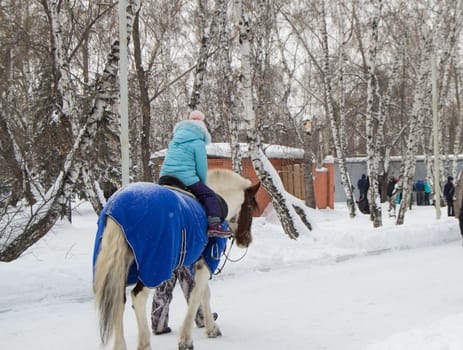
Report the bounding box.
[113,307,127,350]
[94,218,133,350]
[178,262,204,350]
[131,282,152,350]
[177,266,206,327]
[178,260,220,350]
[110,290,128,350]
[200,276,221,338]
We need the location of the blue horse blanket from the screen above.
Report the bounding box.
[93,182,226,287]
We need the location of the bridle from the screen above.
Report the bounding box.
[214,237,249,275]
[214,187,258,275]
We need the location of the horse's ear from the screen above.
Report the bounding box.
[246,182,261,197]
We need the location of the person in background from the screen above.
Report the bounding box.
[415,179,425,205]
[443,176,455,217]
[160,110,232,237]
[357,174,367,199]
[424,180,431,205]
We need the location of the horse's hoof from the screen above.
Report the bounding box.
[206,327,222,338]
[178,341,194,350]
[137,343,151,350]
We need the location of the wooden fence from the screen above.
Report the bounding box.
[279,163,306,200]
[192,158,333,214]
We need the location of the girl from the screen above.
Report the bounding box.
[160,110,232,237]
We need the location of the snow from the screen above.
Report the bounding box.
[153,142,463,164]
[152,142,304,159]
[1,200,463,350]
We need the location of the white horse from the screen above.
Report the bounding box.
[93,169,260,350]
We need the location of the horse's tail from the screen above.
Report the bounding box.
[93,217,133,345]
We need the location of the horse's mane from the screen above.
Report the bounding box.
[207,169,251,191]
[207,169,252,220]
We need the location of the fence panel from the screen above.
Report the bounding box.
[280,164,305,200]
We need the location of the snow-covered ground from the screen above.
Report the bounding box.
[1,201,462,349]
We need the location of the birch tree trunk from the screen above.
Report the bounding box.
[436,2,460,187]
[453,65,463,215]
[396,26,433,224]
[133,6,153,182]
[46,0,80,138]
[440,14,460,180]
[376,22,404,204]
[188,0,222,110]
[189,0,208,109]
[0,41,35,207]
[452,65,462,181]
[303,130,316,209]
[217,0,243,175]
[234,0,311,239]
[319,0,356,218]
[365,0,382,227]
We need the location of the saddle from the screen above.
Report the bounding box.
[158,175,228,221]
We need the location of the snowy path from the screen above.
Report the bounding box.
[1,241,462,349]
[202,241,463,350]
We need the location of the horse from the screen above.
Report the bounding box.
[93,169,260,350]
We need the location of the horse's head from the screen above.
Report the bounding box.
[231,181,260,247]
[207,169,261,248]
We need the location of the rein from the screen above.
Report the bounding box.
[214,237,248,275]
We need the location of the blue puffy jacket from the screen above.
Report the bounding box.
[160,120,211,186]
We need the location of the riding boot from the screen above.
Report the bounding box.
[207,217,232,238]
[207,222,232,238]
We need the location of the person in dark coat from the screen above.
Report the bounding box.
[357,174,367,199]
[386,177,397,200]
[443,176,455,217]
[415,180,425,205]
[357,195,370,214]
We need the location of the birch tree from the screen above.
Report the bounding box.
[0,0,139,261]
[364,0,383,227]
[319,0,356,218]
[234,0,311,239]
[396,1,461,224]
[396,24,433,224]
[0,40,122,261]
[133,6,152,182]
[216,0,243,174]
[276,3,329,208]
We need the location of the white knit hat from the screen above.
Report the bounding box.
[188,110,207,130]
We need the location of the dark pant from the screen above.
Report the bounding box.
[424,192,430,205]
[416,191,424,205]
[447,200,454,216]
[188,181,221,219]
[151,266,207,333]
